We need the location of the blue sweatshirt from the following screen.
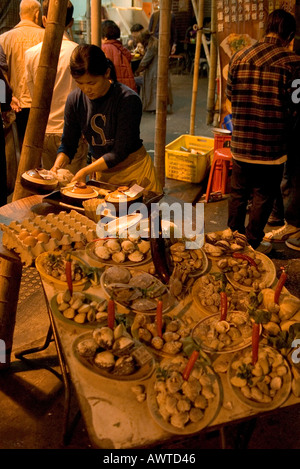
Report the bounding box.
[58,81,143,168]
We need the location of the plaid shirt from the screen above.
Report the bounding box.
[226,36,300,164]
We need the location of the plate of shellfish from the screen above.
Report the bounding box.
[100,266,174,315]
[191,272,250,317]
[228,345,292,410]
[50,290,110,327]
[167,240,209,278]
[217,251,276,292]
[147,356,221,434]
[73,324,155,381]
[85,236,151,266]
[192,311,258,354]
[131,313,192,358]
[36,251,89,291]
[203,228,249,258]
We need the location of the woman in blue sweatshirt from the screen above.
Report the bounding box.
[51,44,161,193]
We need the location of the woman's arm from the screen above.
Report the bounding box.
[56,92,82,162]
[50,152,71,172]
[71,156,109,182]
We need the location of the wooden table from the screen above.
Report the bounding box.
[1,195,300,449]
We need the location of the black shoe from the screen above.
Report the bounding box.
[267,216,284,226]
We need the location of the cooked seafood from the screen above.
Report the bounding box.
[152,357,217,429]
[90,235,151,264]
[104,266,132,284]
[193,273,249,314]
[217,252,267,288]
[203,229,249,257]
[229,347,290,404]
[76,326,152,377]
[103,267,168,312]
[193,311,254,352]
[132,313,190,356]
[55,290,108,324]
[40,252,86,283]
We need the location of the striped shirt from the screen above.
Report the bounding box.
[226,36,300,164]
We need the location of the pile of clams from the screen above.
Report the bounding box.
[55,290,108,324]
[203,228,248,257]
[193,273,250,314]
[192,311,254,353]
[132,313,191,356]
[92,237,151,264]
[229,346,290,405]
[76,323,152,376]
[168,240,207,300]
[217,252,267,289]
[152,356,218,429]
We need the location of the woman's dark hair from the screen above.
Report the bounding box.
[101,19,120,40]
[265,9,296,42]
[137,30,156,49]
[130,23,144,33]
[70,44,116,80]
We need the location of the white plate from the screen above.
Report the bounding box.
[100,267,174,315]
[102,213,143,236]
[85,238,152,267]
[192,312,258,354]
[73,332,155,382]
[147,360,221,435]
[228,346,292,410]
[225,251,277,292]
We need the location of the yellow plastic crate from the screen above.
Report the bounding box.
[165,135,214,183]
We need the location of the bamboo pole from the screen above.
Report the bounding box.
[86,0,91,44]
[0,256,22,369]
[13,0,69,201]
[206,0,218,125]
[91,0,102,46]
[154,0,171,190]
[190,0,205,135]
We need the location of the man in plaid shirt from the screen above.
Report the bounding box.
[226,9,300,254]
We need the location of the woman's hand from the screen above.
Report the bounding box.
[71,167,89,183]
[50,153,70,172]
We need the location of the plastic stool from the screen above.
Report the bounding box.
[169,55,184,74]
[205,147,233,202]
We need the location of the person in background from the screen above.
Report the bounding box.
[0,54,12,206]
[101,19,137,92]
[135,30,173,113]
[50,44,161,194]
[25,0,88,174]
[0,44,8,77]
[148,0,177,55]
[126,23,145,51]
[263,39,300,247]
[0,0,20,35]
[134,30,158,112]
[264,113,300,249]
[0,0,44,148]
[226,9,300,254]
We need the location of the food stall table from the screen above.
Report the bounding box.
[1,196,300,449]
